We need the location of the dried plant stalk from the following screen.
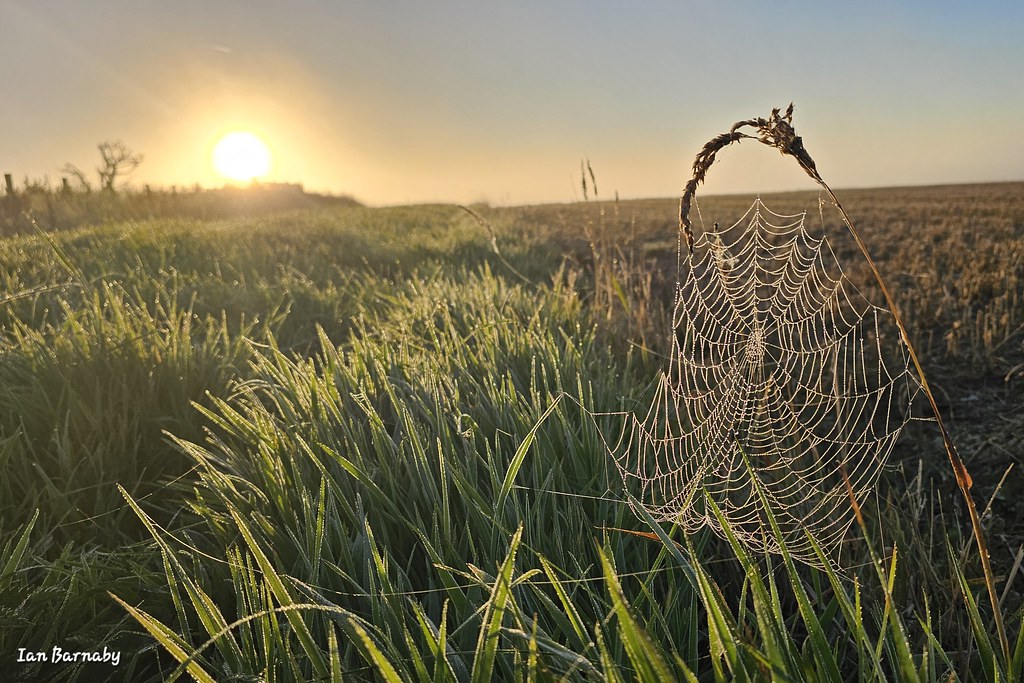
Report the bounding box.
[678,104,1008,661]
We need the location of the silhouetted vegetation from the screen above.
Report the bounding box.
[0,178,362,235]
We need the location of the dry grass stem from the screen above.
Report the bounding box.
[679,104,1010,661]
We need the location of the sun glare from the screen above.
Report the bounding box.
[212,131,272,182]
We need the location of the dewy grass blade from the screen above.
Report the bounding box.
[0,508,37,587]
[1010,608,1024,682]
[538,555,589,651]
[403,625,431,682]
[312,475,327,584]
[949,540,1000,680]
[594,622,626,683]
[109,593,217,683]
[229,507,330,679]
[495,395,563,523]
[806,532,886,680]
[598,546,678,682]
[737,452,843,683]
[683,537,748,680]
[411,600,466,683]
[628,490,699,591]
[471,524,523,683]
[342,615,406,683]
[881,547,920,681]
[121,492,246,671]
[705,495,799,673]
[329,626,344,683]
[28,217,91,295]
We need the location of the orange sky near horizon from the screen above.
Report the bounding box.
[2,1,1023,206]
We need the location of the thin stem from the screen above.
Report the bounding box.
[678,104,1009,664]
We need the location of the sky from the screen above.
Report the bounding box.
[1,1,1022,206]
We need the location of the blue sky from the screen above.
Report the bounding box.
[2,1,1022,204]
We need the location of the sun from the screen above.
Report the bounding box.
[212,131,272,182]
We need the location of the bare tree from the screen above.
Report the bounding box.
[96,140,143,192]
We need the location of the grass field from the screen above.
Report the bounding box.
[2,181,1023,681]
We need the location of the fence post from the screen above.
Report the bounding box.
[4,173,13,195]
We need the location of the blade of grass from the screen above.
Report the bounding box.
[806,532,885,680]
[735,451,843,683]
[495,396,562,522]
[705,494,801,675]
[230,507,330,679]
[110,593,217,683]
[329,626,344,683]
[471,524,523,683]
[598,546,677,682]
[949,540,1001,681]
[342,615,406,683]
[537,555,589,651]
[0,508,37,586]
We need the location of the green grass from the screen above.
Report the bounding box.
[2,184,1023,680]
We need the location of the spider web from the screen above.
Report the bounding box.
[611,198,923,564]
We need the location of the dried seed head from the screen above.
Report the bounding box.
[679,104,823,253]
